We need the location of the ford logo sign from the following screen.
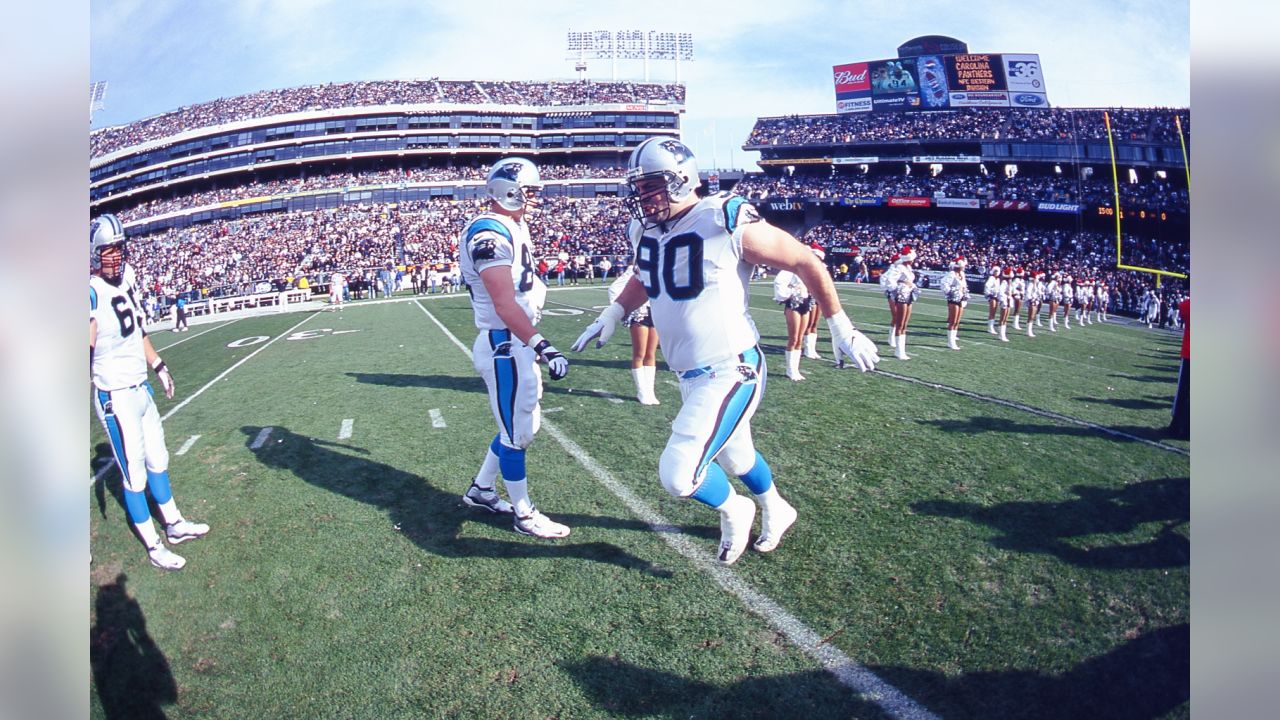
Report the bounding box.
[1014,94,1045,106]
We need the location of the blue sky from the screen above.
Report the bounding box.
[90,0,1189,168]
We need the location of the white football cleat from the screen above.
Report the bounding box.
[513,508,570,539]
[147,542,186,571]
[165,519,210,545]
[753,499,797,553]
[463,483,514,514]
[717,494,756,565]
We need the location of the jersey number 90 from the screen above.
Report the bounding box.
[636,233,704,301]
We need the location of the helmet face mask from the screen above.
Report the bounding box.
[624,138,699,228]
[486,158,543,215]
[90,214,127,282]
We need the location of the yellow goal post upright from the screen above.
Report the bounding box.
[1102,110,1189,289]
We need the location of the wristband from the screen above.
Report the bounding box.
[151,357,167,372]
[527,333,547,351]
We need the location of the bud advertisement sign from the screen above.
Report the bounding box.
[833,51,1047,113]
[832,62,872,114]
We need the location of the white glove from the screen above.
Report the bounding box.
[151,358,175,399]
[571,302,625,352]
[827,311,879,372]
[529,334,569,381]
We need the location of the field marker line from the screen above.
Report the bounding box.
[591,389,625,404]
[175,435,201,456]
[249,427,274,449]
[92,312,319,485]
[416,301,938,720]
[338,419,354,440]
[153,318,241,352]
[429,409,447,428]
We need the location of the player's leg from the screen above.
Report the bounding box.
[464,331,517,516]
[659,348,767,564]
[803,300,821,359]
[138,383,209,545]
[95,387,185,570]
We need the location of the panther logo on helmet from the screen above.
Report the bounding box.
[625,137,700,228]
[485,157,543,214]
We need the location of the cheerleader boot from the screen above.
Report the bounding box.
[1063,313,1071,329]
[1036,313,1043,327]
[1049,314,1057,332]
[947,330,960,350]
[987,319,996,334]
[1027,321,1035,338]
[895,334,910,360]
[999,324,1009,342]
[786,350,805,381]
[1013,315,1021,330]
[804,332,821,360]
[888,331,898,348]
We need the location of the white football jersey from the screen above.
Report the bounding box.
[627,193,760,372]
[90,264,148,391]
[458,212,546,330]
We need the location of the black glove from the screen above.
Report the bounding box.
[531,335,569,381]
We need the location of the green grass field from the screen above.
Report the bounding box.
[89,283,1189,719]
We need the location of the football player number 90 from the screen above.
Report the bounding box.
[636,233,704,301]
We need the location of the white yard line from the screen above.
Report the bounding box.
[174,435,201,456]
[249,427,274,449]
[417,300,938,720]
[338,418,354,440]
[153,318,241,352]
[429,408,447,428]
[92,311,319,485]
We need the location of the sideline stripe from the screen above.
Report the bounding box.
[175,435,201,456]
[250,427,274,449]
[416,301,938,720]
[338,419,354,440]
[429,409,447,428]
[91,311,319,485]
[153,318,241,352]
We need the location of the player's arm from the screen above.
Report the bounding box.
[739,211,880,371]
[479,265,569,380]
[141,334,176,399]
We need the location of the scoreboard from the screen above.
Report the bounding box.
[834,53,1048,113]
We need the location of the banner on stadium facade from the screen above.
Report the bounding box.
[887,196,931,208]
[945,54,1007,93]
[915,270,949,288]
[1036,201,1080,213]
[842,197,883,206]
[768,201,805,211]
[912,155,981,163]
[833,156,880,165]
[948,91,1010,107]
[936,197,981,209]
[833,51,1048,113]
[988,199,1034,211]
[1002,54,1045,93]
[832,62,873,114]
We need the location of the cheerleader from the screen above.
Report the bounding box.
[891,245,920,360]
[1146,289,1162,328]
[608,267,661,404]
[1046,271,1062,332]
[984,265,1002,334]
[802,245,826,359]
[1060,275,1074,329]
[1077,279,1093,325]
[939,256,969,350]
[1025,271,1045,338]
[1097,281,1111,322]
[881,252,903,348]
[1011,267,1027,330]
[774,264,814,381]
[996,267,1013,342]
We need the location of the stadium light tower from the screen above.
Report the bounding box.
[566,30,693,82]
[89,81,108,123]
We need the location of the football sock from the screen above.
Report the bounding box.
[689,464,731,508]
[123,489,151,524]
[738,451,773,494]
[134,519,162,549]
[472,437,502,491]
[147,468,173,504]
[504,479,533,517]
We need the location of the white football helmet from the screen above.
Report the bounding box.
[625,137,700,227]
[90,213,127,278]
[486,157,543,214]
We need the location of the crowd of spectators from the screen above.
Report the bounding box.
[746,107,1190,146]
[90,80,685,158]
[733,171,1189,212]
[801,218,1188,309]
[109,164,626,223]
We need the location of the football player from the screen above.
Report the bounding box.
[458,158,571,539]
[90,214,209,571]
[572,138,880,565]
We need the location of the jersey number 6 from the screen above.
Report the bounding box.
[636,233,704,301]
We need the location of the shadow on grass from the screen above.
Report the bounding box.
[243,426,683,576]
[870,623,1189,720]
[1071,396,1169,411]
[912,477,1189,569]
[346,372,485,393]
[918,415,1172,445]
[91,573,177,720]
[1111,373,1171,384]
[560,656,892,720]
